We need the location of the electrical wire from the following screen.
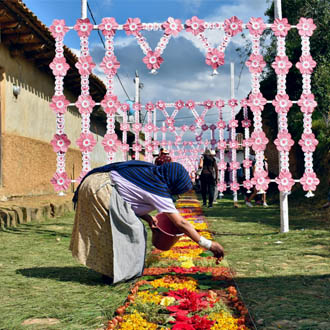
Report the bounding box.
[87,1,132,101]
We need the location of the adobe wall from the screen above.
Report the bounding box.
[0,44,125,198]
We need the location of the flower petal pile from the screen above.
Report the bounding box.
[105,192,251,330]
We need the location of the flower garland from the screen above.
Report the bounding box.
[73,18,97,180]
[270,18,295,194]
[296,18,319,197]
[228,99,240,193]
[240,99,253,193]
[49,19,71,192]
[99,20,121,163]
[246,17,270,193]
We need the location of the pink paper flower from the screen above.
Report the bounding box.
[243,139,253,148]
[296,55,316,74]
[274,130,294,152]
[228,98,238,108]
[246,17,266,36]
[100,55,120,76]
[217,182,227,192]
[189,125,196,132]
[132,143,142,152]
[76,132,97,152]
[230,182,240,191]
[297,94,317,114]
[161,125,167,133]
[143,51,164,70]
[228,119,238,129]
[229,140,239,149]
[50,95,70,114]
[168,126,176,133]
[195,117,205,126]
[202,100,213,109]
[51,172,71,192]
[246,54,266,74]
[120,123,130,131]
[123,18,142,36]
[300,172,319,191]
[215,99,225,108]
[156,100,166,110]
[218,161,227,170]
[272,94,292,114]
[74,18,93,37]
[162,17,183,36]
[49,57,70,76]
[224,16,243,36]
[133,102,142,111]
[243,159,252,168]
[272,56,292,75]
[205,49,225,69]
[275,170,295,192]
[75,55,96,75]
[230,161,240,170]
[51,134,71,153]
[252,169,270,191]
[240,98,248,107]
[165,117,175,126]
[242,119,251,128]
[271,18,291,37]
[145,102,155,112]
[185,16,205,35]
[101,95,119,115]
[243,179,253,190]
[175,100,185,110]
[217,140,227,150]
[102,133,120,153]
[132,123,143,133]
[248,93,267,112]
[296,17,316,37]
[145,143,154,153]
[201,124,209,131]
[186,100,195,109]
[50,19,69,38]
[121,143,130,152]
[144,123,154,133]
[120,103,130,112]
[75,95,95,115]
[298,133,318,152]
[251,131,268,152]
[98,17,118,37]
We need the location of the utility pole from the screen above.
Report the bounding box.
[274,0,289,233]
[81,0,87,19]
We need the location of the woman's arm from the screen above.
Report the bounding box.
[165,212,224,259]
[139,214,158,229]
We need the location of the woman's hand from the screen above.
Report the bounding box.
[209,241,225,261]
[140,214,158,229]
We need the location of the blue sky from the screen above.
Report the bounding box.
[23,0,271,140]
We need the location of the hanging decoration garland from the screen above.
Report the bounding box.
[132,102,142,160]
[270,18,295,194]
[240,98,253,193]
[185,16,243,75]
[99,18,122,164]
[228,99,240,192]
[49,19,71,193]
[215,100,227,195]
[123,17,181,74]
[246,17,270,193]
[296,18,319,197]
[73,18,97,181]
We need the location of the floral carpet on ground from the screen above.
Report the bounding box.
[105,192,252,330]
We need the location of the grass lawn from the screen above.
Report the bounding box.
[0,194,329,330]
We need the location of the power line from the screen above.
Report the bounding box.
[87,1,132,101]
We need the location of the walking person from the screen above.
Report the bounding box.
[70,160,224,284]
[198,149,218,208]
[155,148,172,165]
